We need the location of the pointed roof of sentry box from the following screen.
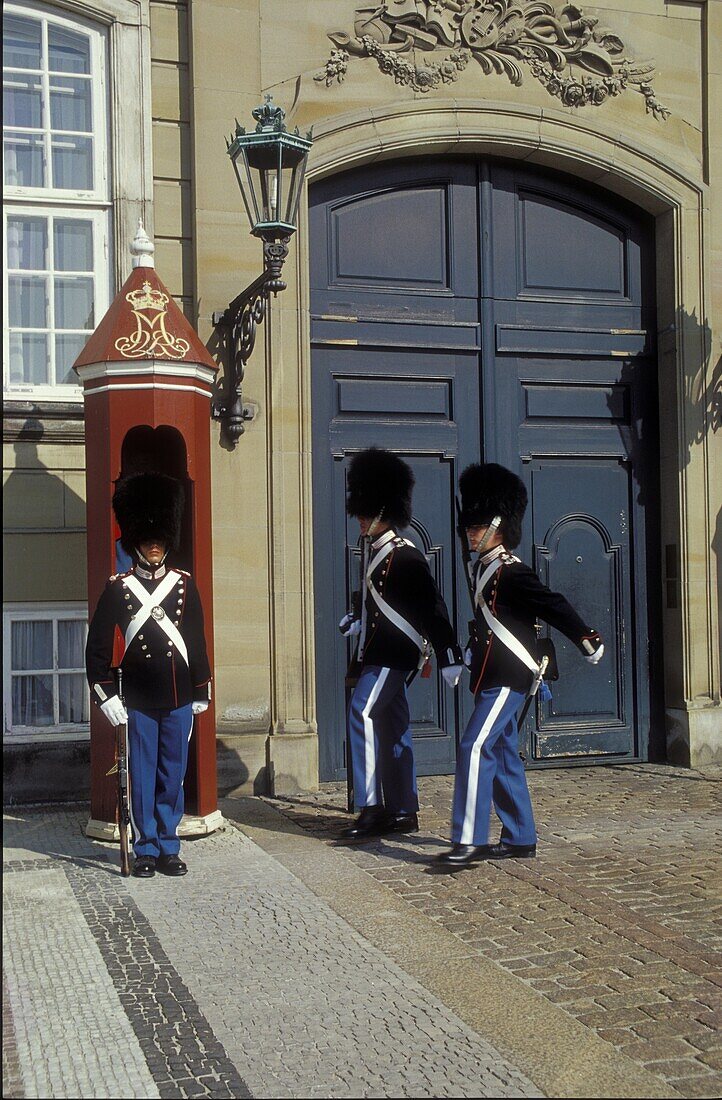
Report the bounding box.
[73,221,217,371]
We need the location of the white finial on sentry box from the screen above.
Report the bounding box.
[130,219,155,268]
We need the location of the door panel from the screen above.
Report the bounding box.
[329,185,453,289]
[530,458,634,755]
[517,189,628,296]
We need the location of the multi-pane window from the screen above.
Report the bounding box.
[3,607,90,736]
[4,11,102,195]
[6,209,104,385]
[3,5,109,397]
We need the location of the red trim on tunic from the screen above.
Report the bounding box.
[472,569,501,695]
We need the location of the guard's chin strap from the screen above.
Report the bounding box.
[135,547,168,573]
[475,515,502,553]
[366,509,385,540]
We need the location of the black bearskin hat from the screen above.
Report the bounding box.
[112,473,184,555]
[458,463,527,549]
[346,448,414,528]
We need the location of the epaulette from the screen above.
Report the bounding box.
[174,567,191,577]
[500,552,520,565]
[108,569,132,582]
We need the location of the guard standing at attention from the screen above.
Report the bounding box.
[86,473,212,878]
[339,448,464,842]
[434,463,604,870]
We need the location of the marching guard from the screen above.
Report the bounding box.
[86,473,212,878]
[434,463,605,870]
[339,448,464,842]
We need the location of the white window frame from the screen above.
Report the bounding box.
[3,1,112,401]
[3,1,109,203]
[3,204,110,396]
[3,602,90,742]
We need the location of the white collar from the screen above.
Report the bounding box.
[479,544,506,567]
[134,562,167,581]
[371,528,397,551]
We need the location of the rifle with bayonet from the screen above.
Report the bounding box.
[455,496,478,658]
[105,667,131,876]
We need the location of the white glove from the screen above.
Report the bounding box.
[584,643,604,665]
[463,647,472,668]
[441,664,463,688]
[339,613,362,636]
[100,695,128,727]
[192,701,209,715]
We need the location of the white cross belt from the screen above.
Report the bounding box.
[475,558,540,677]
[122,573,189,666]
[364,538,430,667]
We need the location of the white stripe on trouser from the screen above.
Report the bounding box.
[460,687,511,845]
[362,668,390,806]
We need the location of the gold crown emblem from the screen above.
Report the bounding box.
[125,281,169,313]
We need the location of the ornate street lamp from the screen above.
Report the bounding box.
[212,96,312,444]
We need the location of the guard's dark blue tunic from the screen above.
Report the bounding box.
[86,564,211,711]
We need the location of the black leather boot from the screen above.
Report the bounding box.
[484,842,536,859]
[431,843,491,870]
[157,854,188,876]
[337,806,390,842]
[384,812,419,834]
[132,855,156,878]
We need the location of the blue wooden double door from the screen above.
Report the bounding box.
[310,158,661,782]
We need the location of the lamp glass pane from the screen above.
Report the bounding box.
[284,156,307,227]
[258,165,272,223]
[275,143,283,226]
[232,153,257,230]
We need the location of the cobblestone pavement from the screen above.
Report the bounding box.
[269,763,722,1100]
[4,804,538,1099]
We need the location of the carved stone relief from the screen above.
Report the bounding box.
[315,1,670,120]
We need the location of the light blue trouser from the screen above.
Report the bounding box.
[347,665,419,814]
[451,687,537,847]
[126,704,193,857]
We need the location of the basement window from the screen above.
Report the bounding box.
[3,604,90,741]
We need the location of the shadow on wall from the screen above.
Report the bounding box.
[611,310,721,683]
[678,311,721,684]
[4,418,87,582]
[205,319,237,454]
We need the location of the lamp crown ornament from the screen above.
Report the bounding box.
[252,94,286,132]
[130,219,155,268]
